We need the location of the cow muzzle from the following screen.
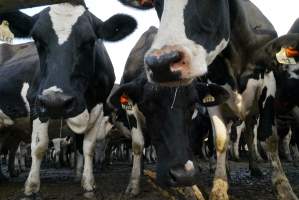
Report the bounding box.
[168,161,197,186]
[37,92,75,118]
[145,45,193,85]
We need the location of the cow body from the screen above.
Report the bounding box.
[109,26,229,195]
[0,2,136,197]
[117,0,299,199]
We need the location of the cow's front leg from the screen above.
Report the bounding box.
[81,120,99,198]
[208,106,229,200]
[24,119,49,196]
[245,117,263,177]
[125,105,144,196]
[258,72,298,200]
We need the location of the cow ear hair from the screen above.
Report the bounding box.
[0,11,36,38]
[96,14,137,42]
[195,83,230,107]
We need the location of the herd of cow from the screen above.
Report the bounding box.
[1,0,299,199]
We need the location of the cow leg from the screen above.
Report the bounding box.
[8,142,19,177]
[125,105,144,196]
[232,122,243,161]
[290,124,299,166]
[253,122,263,162]
[24,119,49,196]
[0,138,8,182]
[208,106,229,200]
[282,128,293,162]
[244,116,263,177]
[258,73,298,200]
[81,106,104,198]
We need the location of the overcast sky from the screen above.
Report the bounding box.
[12,0,299,83]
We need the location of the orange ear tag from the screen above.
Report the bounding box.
[120,94,133,110]
[276,47,297,65]
[286,48,299,57]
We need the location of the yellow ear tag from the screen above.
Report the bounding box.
[203,94,215,104]
[0,20,14,44]
[276,48,297,65]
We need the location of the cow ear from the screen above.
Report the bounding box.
[118,0,154,10]
[97,14,137,42]
[109,81,144,110]
[0,11,35,38]
[261,33,299,66]
[196,83,230,107]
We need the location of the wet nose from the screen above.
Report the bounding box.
[145,46,191,83]
[169,160,197,186]
[145,50,182,72]
[38,92,74,111]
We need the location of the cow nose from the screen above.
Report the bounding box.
[169,161,197,186]
[145,50,182,72]
[145,46,191,83]
[38,92,75,110]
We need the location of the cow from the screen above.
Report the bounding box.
[109,26,229,196]
[0,1,136,197]
[117,0,299,199]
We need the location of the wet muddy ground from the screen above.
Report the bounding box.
[1,161,299,200]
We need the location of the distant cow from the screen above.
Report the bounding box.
[0,2,136,197]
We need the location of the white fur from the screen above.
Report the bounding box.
[25,119,49,195]
[21,82,30,113]
[81,105,101,192]
[42,86,63,95]
[148,0,228,81]
[0,109,14,128]
[191,108,198,120]
[49,3,85,45]
[262,72,276,107]
[185,160,194,171]
[66,109,89,134]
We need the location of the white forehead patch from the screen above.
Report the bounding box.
[49,3,86,45]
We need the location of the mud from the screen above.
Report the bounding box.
[0,161,299,200]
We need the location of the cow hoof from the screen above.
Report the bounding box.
[20,193,42,200]
[83,191,95,199]
[210,179,229,200]
[250,168,263,177]
[125,184,140,196]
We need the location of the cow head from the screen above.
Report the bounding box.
[0,3,136,133]
[119,0,230,86]
[110,78,229,186]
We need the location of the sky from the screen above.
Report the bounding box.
[9,0,299,83]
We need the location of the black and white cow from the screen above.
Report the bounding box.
[109,26,229,195]
[117,0,299,199]
[0,2,136,197]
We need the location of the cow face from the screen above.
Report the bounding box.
[119,0,230,86]
[0,4,136,132]
[110,79,229,186]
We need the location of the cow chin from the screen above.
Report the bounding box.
[66,109,89,134]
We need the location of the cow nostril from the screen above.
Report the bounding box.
[145,50,182,71]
